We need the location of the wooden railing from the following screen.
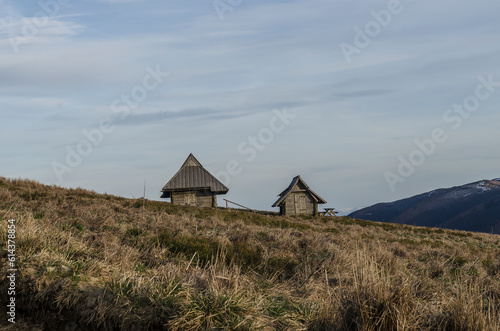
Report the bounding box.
[223,199,254,211]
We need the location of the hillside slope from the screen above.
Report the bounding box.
[1,177,499,330]
[350,179,500,234]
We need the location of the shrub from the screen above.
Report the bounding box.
[157,232,222,265]
[227,241,263,270]
[265,256,299,279]
[61,221,84,233]
[126,228,143,237]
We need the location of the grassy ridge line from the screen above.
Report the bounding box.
[0,177,499,330]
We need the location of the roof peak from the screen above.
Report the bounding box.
[180,153,203,168]
[161,154,229,194]
[272,175,326,207]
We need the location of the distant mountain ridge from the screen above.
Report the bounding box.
[349,179,500,234]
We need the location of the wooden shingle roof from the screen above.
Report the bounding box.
[161,154,229,196]
[272,175,326,207]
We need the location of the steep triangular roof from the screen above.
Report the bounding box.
[161,154,229,194]
[272,175,326,207]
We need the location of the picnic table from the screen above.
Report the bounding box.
[322,208,339,217]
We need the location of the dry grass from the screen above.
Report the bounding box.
[1,177,499,330]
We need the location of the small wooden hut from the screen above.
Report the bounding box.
[272,176,326,216]
[161,154,228,207]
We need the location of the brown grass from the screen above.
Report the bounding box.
[1,177,499,330]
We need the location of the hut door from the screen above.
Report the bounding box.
[295,195,306,214]
[184,192,196,205]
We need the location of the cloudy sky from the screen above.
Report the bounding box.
[1,0,500,213]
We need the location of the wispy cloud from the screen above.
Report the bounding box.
[335,89,393,99]
[0,14,84,51]
[95,0,144,3]
[119,108,242,125]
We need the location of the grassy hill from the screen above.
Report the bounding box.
[1,177,499,330]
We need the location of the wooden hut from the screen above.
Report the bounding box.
[272,176,326,216]
[161,154,228,207]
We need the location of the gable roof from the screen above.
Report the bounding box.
[161,153,229,195]
[272,175,326,207]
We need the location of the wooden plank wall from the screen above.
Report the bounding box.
[171,190,215,208]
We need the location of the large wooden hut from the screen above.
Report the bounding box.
[161,154,228,207]
[272,176,326,216]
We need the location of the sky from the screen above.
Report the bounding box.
[1,0,500,214]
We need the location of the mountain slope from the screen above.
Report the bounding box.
[350,179,500,234]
